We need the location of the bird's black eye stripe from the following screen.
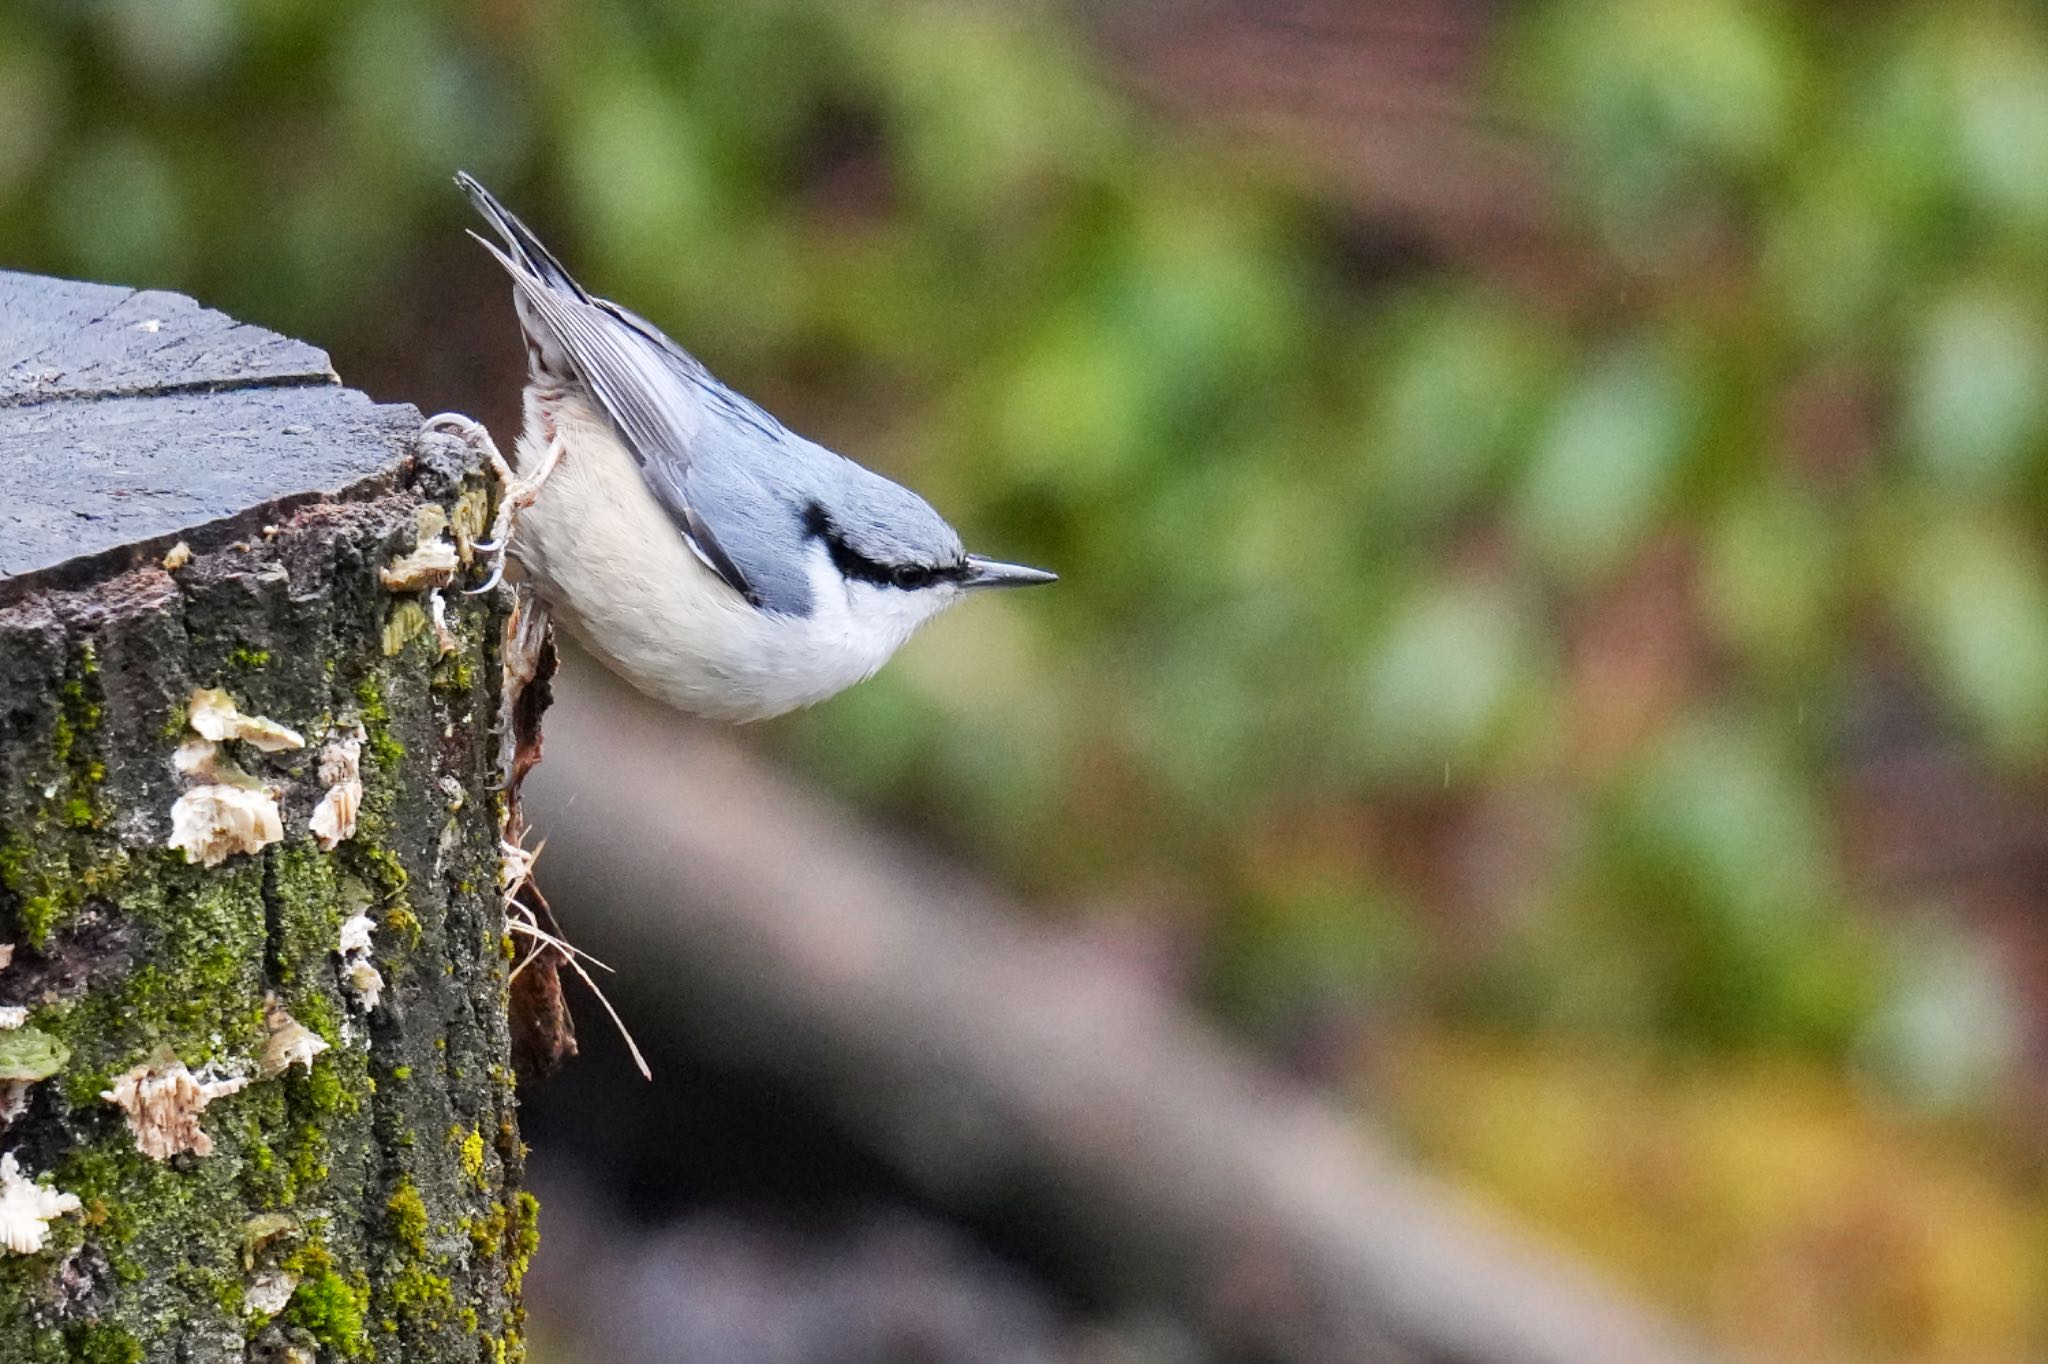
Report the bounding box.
[803,503,962,591]
[805,504,895,586]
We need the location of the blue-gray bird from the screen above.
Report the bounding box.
[438,173,1054,721]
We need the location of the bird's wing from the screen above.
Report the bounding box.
[456,173,761,606]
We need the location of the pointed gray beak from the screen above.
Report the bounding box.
[962,555,1057,589]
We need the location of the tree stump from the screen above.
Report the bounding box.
[0,272,531,1363]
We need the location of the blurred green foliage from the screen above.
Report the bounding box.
[7,0,2048,1356]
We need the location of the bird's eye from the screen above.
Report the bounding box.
[891,564,933,590]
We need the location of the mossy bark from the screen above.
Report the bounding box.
[0,276,530,1363]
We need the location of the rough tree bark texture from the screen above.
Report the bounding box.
[0,272,531,1363]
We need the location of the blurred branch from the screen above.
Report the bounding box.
[528,649,1724,1364]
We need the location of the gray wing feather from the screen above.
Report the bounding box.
[462,184,763,606]
[501,263,762,603]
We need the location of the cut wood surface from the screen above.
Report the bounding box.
[0,272,530,1363]
[0,271,422,598]
[528,650,1726,1364]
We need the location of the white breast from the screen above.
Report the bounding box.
[509,390,954,721]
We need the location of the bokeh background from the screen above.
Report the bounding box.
[6,1,2048,1360]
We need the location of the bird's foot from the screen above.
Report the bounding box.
[422,412,532,594]
[424,411,515,483]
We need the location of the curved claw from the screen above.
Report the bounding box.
[468,536,504,554]
[466,557,507,596]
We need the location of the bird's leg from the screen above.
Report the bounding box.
[492,433,567,544]
[463,432,566,592]
[421,412,565,595]
[468,433,564,555]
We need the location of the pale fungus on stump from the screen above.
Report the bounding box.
[0,271,546,1362]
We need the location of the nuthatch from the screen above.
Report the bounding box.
[432,173,1054,722]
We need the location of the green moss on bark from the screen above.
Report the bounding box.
[0,447,527,1362]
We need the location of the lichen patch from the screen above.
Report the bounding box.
[383,598,431,656]
[241,1212,299,1268]
[187,687,305,752]
[0,1021,64,1133]
[172,735,222,780]
[336,912,384,1012]
[309,726,365,851]
[381,506,461,593]
[0,1025,70,1081]
[0,1153,81,1255]
[170,784,284,867]
[100,1048,251,1160]
[173,735,267,790]
[169,687,301,864]
[244,1267,299,1317]
[380,541,460,593]
[259,996,331,1079]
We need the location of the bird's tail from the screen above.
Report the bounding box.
[456,172,593,384]
[455,171,588,302]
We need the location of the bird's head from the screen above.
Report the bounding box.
[798,473,1055,654]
